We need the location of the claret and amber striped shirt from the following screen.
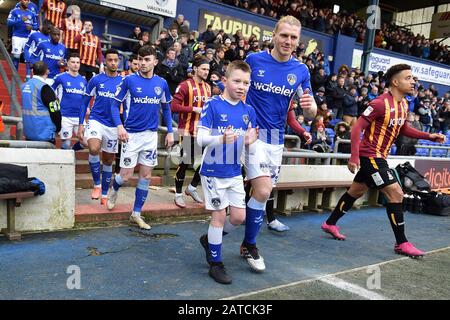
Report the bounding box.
[42,0,67,29]
[73,33,103,67]
[61,18,82,50]
[359,92,409,159]
[171,78,211,136]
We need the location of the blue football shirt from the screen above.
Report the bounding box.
[199,95,256,178]
[245,51,312,144]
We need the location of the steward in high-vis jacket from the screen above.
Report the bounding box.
[22,61,61,142]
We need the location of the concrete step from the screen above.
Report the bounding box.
[75,202,206,224]
[75,173,163,189]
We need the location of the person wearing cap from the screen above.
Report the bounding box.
[314,86,326,106]
[205,48,214,62]
[417,98,433,132]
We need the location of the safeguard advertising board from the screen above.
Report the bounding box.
[100,0,177,17]
[352,49,450,86]
[415,159,450,192]
[198,9,274,42]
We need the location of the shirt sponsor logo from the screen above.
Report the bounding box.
[65,88,84,94]
[133,96,161,104]
[97,91,115,98]
[252,81,294,97]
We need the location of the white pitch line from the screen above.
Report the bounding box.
[221,246,450,300]
[319,275,387,300]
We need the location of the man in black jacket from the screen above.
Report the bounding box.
[155,46,185,95]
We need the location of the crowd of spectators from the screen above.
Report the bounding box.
[219,0,450,65]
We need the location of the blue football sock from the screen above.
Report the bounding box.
[88,154,101,186]
[102,165,113,196]
[133,178,150,213]
[208,225,223,263]
[244,197,266,245]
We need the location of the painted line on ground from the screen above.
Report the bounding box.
[221,246,450,300]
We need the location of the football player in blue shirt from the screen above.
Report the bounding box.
[24,19,52,80]
[52,52,86,149]
[31,26,66,81]
[7,0,38,69]
[107,46,174,230]
[198,60,258,284]
[241,16,317,270]
[78,49,123,204]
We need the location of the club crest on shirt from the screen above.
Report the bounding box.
[80,82,84,88]
[154,86,162,95]
[211,197,221,208]
[242,114,249,125]
[287,73,297,86]
[59,50,64,56]
[363,106,374,116]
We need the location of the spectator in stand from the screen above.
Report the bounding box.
[357,86,370,116]
[311,67,327,92]
[127,26,142,51]
[132,31,151,55]
[200,24,216,47]
[314,86,326,106]
[160,26,179,53]
[367,85,379,101]
[223,38,236,61]
[316,101,332,128]
[417,98,433,132]
[171,14,189,35]
[311,122,332,153]
[334,121,351,154]
[194,40,206,56]
[155,46,185,95]
[209,45,226,77]
[332,77,346,119]
[179,34,194,72]
[343,86,358,127]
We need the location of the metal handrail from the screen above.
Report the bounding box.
[1,116,23,140]
[282,151,450,162]
[103,33,140,44]
[284,134,301,149]
[0,39,23,119]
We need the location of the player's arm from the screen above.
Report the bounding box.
[244,107,258,145]
[23,34,34,62]
[79,78,95,125]
[31,12,38,30]
[348,116,371,173]
[161,82,174,147]
[7,11,20,27]
[171,83,200,114]
[41,84,61,133]
[30,42,43,64]
[400,122,446,143]
[287,108,312,144]
[112,79,129,142]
